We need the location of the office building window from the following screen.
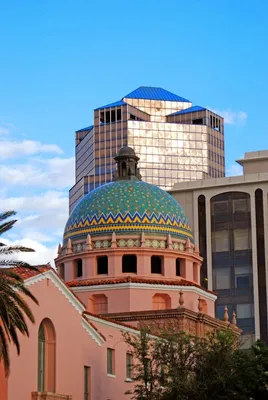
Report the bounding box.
[234,229,251,250]
[212,230,229,252]
[236,304,254,319]
[126,353,133,379]
[107,348,115,376]
[233,198,249,213]
[212,200,228,215]
[213,267,230,290]
[235,266,252,289]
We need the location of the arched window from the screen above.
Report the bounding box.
[38,319,56,393]
[58,263,65,280]
[93,294,108,314]
[152,294,171,310]
[74,259,83,278]
[151,256,163,274]
[97,256,108,275]
[176,259,181,276]
[122,255,137,273]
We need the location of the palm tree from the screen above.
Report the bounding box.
[0,211,38,375]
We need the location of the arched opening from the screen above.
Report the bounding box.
[38,318,56,393]
[97,256,108,275]
[74,259,83,278]
[122,161,127,177]
[255,189,267,341]
[93,294,108,314]
[151,256,163,274]
[176,259,181,276]
[198,195,207,288]
[122,255,137,273]
[58,263,65,280]
[152,294,171,310]
[193,262,198,283]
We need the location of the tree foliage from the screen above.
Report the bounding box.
[124,327,268,400]
[0,211,38,375]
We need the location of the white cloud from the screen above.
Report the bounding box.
[0,190,68,212]
[0,192,69,265]
[2,237,57,267]
[0,126,10,135]
[0,128,73,267]
[210,109,248,125]
[0,139,63,160]
[226,163,243,176]
[0,156,75,189]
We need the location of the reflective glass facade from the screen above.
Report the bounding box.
[211,192,255,336]
[69,88,225,212]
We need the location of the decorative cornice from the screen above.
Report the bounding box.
[105,308,241,334]
[24,269,107,344]
[25,270,85,313]
[84,313,145,336]
[81,318,105,346]
[70,281,217,300]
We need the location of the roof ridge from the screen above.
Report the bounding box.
[123,86,190,102]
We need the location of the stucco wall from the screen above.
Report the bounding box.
[6,275,134,400]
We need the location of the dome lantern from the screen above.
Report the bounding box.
[113,146,142,181]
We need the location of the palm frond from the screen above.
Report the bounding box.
[0,210,39,376]
[0,211,16,222]
[0,260,39,270]
[0,246,35,255]
[0,220,17,236]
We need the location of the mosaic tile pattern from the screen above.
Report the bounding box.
[64,180,193,244]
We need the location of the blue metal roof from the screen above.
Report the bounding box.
[94,100,126,111]
[76,125,94,133]
[124,86,190,102]
[169,105,206,116]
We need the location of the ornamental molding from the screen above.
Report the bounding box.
[71,282,217,301]
[25,270,85,313]
[25,270,106,344]
[81,318,105,346]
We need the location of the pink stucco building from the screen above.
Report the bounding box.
[0,148,240,400]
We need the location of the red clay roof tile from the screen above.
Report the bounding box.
[67,276,216,295]
[7,265,52,279]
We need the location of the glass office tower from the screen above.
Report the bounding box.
[70,86,225,212]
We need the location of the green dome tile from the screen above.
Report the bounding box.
[63,181,193,243]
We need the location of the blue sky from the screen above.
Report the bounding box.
[0,0,267,264]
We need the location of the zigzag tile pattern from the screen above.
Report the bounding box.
[64,180,193,243]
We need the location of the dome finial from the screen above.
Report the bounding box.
[113,146,142,181]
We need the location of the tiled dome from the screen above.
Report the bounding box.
[63,180,193,244]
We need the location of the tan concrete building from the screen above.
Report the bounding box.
[170,150,268,345]
[70,86,225,212]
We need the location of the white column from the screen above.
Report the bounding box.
[205,196,213,291]
[262,190,268,331]
[250,192,260,340]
